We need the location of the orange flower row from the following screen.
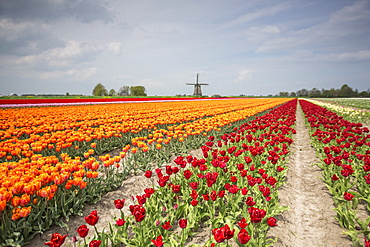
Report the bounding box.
[0,99,288,161]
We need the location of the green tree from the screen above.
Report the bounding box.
[92,83,108,96]
[339,84,355,97]
[296,88,308,97]
[108,89,116,96]
[359,90,369,97]
[277,91,289,97]
[308,87,321,98]
[130,86,147,96]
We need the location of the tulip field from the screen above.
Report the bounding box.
[0,97,369,247]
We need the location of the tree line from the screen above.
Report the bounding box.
[92,83,147,96]
[276,84,370,98]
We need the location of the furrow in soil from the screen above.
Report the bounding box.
[268,103,352,247]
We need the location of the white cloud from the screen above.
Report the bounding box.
[107,42,124,55]
[15,40,102,68]
[329,0,370,24]
[336,51,370,62]
[47,40,101,60]
[254,1,370,60]
[67,67,98,80]
[245,25,281,42]
[0,19,36,41]
[224,2,293,27]
[36,67,98,80]
[236,70,253,82]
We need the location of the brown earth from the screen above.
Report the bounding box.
[26,104,354,247]
[267,103,352,247]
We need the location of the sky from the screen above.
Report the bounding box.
[0,0,369,96]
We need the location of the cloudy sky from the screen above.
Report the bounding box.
[0,0,369,96]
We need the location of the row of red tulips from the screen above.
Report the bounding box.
[45,99,298,246]
[299,99,370,246]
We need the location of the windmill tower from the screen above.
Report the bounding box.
[186,73,209,96]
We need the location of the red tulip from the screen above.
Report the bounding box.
[241,187,248,195]
[179,219,187,229]
[245,196,256,206]
[248,207,266,223]
[238,229,251,244]
[89,240,102,247]
[116,218,126,226]
[129,204,146,222]
[157,176,170,187]
[190,199,198,206]
[144,188,155,195]
[144,170,152,178]
[230,175,238,183]
[76,225,89,238]
[183,170,193,179]
[218,190,226,198]
[276,166,284,172]
[161,221,172,230]
[265,176,277,186]
[331,174,340,181]
[151,235,164,247]
[210,190,218,201]
[171,184,181,193]
[212,224,234,243]
[237,217,248,228]
[267,217,278,227]
[228,184,240,194]
[202,193,210,201]
[85,211,99,226]
[344,192,354,201]
[136,194,147,205]
[190,190,198,199]
[114,199,125,209]
[44,233,67,247]
[364,174,370,184]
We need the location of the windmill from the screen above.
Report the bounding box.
[186,73,209,96]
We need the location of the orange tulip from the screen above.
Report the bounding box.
[0,199,6,212]
[11,196,21,207]
[20,194,30,207]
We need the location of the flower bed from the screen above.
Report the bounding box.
[305,98,370,126]
[45,99,297,247]
[0,98,292,246]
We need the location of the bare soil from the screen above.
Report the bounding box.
[26,104,353,247]
[267,104,352,247]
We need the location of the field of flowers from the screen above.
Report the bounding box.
[3,97,369,247]
[317,98,370,110]
[0,98,292,246]
[308,98,370,125]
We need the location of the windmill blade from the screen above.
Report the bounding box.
[198,83,209,85]
[186,83,196,85]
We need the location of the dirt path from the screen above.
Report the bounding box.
[26,104,353,247]
[268,103,352,246]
